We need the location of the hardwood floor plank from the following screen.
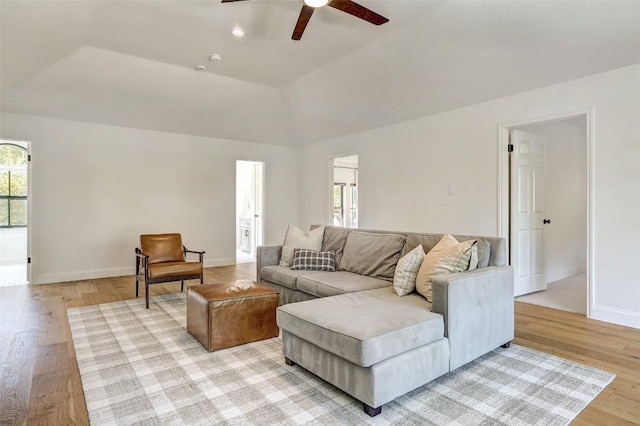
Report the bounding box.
[0,329,38,426]
[573,406,638,425]
[27,372,72,424]
[33,343,70,376]
[68,357,89,425]
[36,296,66,347]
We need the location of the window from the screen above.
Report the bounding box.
[333,184,345,226]
[0,144,28,227]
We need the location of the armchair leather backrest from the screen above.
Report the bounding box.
[141,233,185,264]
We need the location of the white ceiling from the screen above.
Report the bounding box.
[1,0,639,146]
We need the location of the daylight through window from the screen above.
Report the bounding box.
[0,144,28,227]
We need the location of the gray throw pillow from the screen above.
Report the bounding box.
[340,232,406,281]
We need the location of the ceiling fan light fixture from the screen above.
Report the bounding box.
[303,0,329,8]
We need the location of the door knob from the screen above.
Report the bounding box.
[543,219,551,224]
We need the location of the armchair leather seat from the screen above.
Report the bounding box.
[149,262,203,279]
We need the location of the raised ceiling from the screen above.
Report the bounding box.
[1,1,639,145]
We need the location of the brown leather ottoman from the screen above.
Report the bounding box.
[187,280,279,351]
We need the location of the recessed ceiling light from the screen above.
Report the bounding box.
[304,0,328,7]
[209,54,222,61]
[232,27,244,37]
[195,65,207,71]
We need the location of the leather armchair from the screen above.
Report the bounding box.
[135,233,205,309]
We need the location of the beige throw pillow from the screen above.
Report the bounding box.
[393,245,426,296]
[279,225,325,267]
[415,233,478,302]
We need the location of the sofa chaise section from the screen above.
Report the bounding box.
[277,287,450,415]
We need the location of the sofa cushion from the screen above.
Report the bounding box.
[296,271,391,298]
[320,227,350,270]
[279,225,325,267]
[260,266,326,291]
[276,287,443,367]
[340,232,406,281]
[402,234,442,257]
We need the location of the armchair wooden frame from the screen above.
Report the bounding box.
[135,246,205,309]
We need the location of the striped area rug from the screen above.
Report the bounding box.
[68,293,614,425]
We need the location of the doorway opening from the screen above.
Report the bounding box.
[235,160,264,264]
[0,140,31,287]
[331,155,358,228]
[498,110,592,316]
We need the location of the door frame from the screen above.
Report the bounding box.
[0,138,33,284]
[497,107,594,317]
[327,153,358,227]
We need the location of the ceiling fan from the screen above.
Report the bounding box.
[221,0,389,40]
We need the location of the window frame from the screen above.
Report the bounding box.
[0,143,28,228]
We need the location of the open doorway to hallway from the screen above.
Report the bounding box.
[500,114,590,315]
[235,160,264,264]
[0,140,31,287]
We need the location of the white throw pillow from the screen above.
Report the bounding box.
[393,245,426,296]
[279,225,325,267]
[415,233,478,302]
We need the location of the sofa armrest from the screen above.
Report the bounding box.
[431,265,514,371]
[257,246,282,280]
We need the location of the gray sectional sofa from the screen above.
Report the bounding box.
[257,226,514,417]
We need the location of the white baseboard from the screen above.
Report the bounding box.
[547,264,586,284]
[36,266,133,284]
[35,257,238,285]
[204,258,237,268]
[0,257,26,266]
[591,305,640,329]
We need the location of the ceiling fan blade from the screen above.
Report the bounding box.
[292,5,315,40]
[221,0,249,3]
[328,0,389,25]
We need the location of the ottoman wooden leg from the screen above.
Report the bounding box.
[284,357,296,366]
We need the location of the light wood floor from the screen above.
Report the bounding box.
[0,263,638,425]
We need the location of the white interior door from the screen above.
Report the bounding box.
[511,129,548,296]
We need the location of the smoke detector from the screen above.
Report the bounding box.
[195,65,207,71]
[209,54,222,61]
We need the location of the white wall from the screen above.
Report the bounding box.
[516,120,587,284]
[0,113,298,284]
[298,63,640,329]
[0,227,27,264]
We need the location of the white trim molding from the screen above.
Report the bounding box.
[35,257,237,285]
[591,305,640,329]
[497,106,595,319]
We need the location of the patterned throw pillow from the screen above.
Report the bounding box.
[415,233,478,302]
[393,245,426,296]
[291,249,336,272]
